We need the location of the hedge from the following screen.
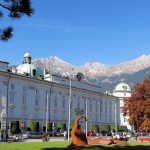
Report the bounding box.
[27,120,39,132]
[119,125,128,132]
[101,124,110,132]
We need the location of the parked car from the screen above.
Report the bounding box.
[48,131,67,137]
[87,130,96,136]
[94,132,102,136]
[112,132,128,141]
[22,131,42,139]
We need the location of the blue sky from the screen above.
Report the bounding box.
[0,0,150,66]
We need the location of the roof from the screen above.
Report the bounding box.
[113,82,131,92]
[16,63,37,76]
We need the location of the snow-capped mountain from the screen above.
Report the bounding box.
[32,54,150,92]
[33,56,75,76]
[76,55,150,77]
[33,54,150,77]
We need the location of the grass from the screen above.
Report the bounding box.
[0,141,149,150]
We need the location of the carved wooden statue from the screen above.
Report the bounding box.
[68,114,88,148]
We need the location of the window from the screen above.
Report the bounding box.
[62,100,65,109]
[96,100,98,112]
[35,97,39,106]
[10,84,15,91]
[23,86,27,93]
[35,112,38,119]
[100,101,102,113]
[95,115,97,121]
[105,101,107,113]
[124,118,127,122]
[84,99,86,109]
[22,95,26,105]
[36,89,39,95]
[110,101,112,113]
[77,100,80,109]
[100,100,102,120]
[22,112,26,117]
[110,115,112,122]
[10,93,15,103]
[33,69,36,76]
[90,101,92,111]
[45,91,48,106]
[54,99,57,108]
[71,101,73,109]
[9,108,14,116]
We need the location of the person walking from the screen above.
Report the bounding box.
[1,130,4,142]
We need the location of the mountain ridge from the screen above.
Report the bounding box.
[32,54,150,92]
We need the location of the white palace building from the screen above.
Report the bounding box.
[0,53,132,132]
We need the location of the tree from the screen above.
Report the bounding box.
[122,76,150,132]
[0,0,33,41]
[11,121,20,134]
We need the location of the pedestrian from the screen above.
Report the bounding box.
[14,135,19,142]
[3,130,7,142]
[1,130,4,142]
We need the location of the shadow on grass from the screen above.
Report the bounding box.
[41,144,150,150]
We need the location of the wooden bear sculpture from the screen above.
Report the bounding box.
[68,114,88,148]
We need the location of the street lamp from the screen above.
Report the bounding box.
[67,72,84,141]
[85,98,88,137]
[67,74,72,141]
[46,91,49,133]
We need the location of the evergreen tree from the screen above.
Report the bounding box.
[0,0,33,41]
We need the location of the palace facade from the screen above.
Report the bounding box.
[0,53,121,132]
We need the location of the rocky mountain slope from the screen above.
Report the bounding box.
[32,55,150,92]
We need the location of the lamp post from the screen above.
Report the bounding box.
[85,98,88,137]
[67,75,72,141]
[67,72,84,141]
[46,91,49,133]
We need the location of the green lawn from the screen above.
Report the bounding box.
[0,141,149,150]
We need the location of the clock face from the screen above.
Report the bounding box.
[122,86,127,90]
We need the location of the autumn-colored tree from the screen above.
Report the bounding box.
[122,76,150,132]
[0,0,33,41]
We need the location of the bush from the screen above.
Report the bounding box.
[57,123,66,131]
[90,124,99,132]
[27,120,39,132]
[43,122,51,132]
[111,124,119,132]
[101,124,110,132]
[119,125,128,132]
